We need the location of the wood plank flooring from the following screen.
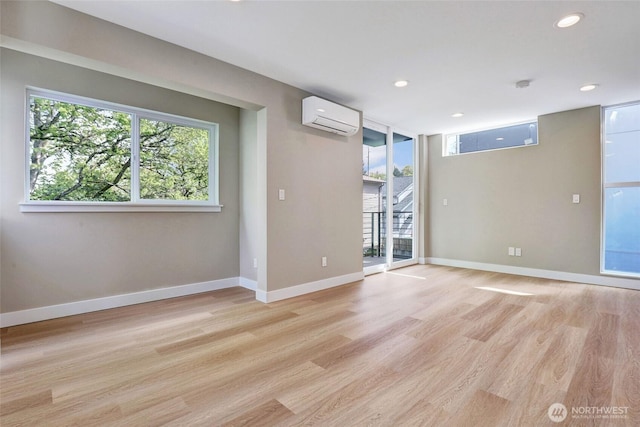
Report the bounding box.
[1,265,639,426]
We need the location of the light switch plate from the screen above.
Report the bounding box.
[279,189,285,201]
[572,194,580,204]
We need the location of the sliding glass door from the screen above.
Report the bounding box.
[362,120,417,274]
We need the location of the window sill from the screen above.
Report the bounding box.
[600,270,640,280]
[20,202,223,213]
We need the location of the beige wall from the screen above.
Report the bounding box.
[427,106,603,275]
[0,49,240,312]
[417,135,429,261]
[1,0,363,313]
[239,109,258,282]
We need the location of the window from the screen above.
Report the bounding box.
[444,121,538,156]
[602,101,640,277]
[25,88,219,211]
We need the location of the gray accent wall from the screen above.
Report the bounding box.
[427,106,603,275]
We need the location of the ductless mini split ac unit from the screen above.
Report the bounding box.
[302,96,360,136]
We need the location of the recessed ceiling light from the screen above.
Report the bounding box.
[496,137,504,141]
[555,13,584,28]
[451,112,464,118]
[580,83,599,92]
[394,80,409,88]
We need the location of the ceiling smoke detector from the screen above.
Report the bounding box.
[515,80,531,89]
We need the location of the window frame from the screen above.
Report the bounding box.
[22,87,221,212]
[443,120,539,157]
[601,100,640,278]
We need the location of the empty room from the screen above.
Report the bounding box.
[1,1,639,426]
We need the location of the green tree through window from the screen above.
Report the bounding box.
[139,119,209,201]
[30,97,132,201]
[27,90,216,205]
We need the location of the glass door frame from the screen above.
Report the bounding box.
[363,118,419,275]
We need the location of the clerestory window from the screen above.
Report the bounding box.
[444,121,538,156]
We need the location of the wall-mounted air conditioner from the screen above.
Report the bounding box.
[302,96,360,136]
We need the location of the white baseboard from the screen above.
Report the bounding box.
[1,272,368,327]
[256,271,365,303]
[425,257,640,291]
[14,259,625,327]
[0,277,238,328]
[238,277,257,291]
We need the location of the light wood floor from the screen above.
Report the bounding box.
[1,265,639,426]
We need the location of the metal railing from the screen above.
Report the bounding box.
[363,211,413,258]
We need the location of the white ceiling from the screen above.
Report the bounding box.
[54,0,640,136]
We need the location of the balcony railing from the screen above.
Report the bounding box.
[363,211,413,258]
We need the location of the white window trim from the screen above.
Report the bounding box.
[24,87,220,212]
[19,202,223,213]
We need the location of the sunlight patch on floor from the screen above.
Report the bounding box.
[474,286,534,296]
[386,271,427,280]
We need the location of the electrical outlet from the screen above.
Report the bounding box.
[508,247,515,256]
[443,198,448,206]
[321,256,327,267]
[515,248,522,257]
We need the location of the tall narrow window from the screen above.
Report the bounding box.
[602,101,640,277]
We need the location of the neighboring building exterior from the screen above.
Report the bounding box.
[362,175,414,259]
[363,175,385,213]
[363,175,385,257]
